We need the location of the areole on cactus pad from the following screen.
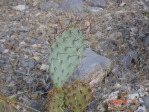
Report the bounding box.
[48,27,85,86]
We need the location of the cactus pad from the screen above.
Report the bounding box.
[65,80,92,112]
[0,102,18,112]
[0,95,29,112]
[48,28,85,86]
[47,87,65,112]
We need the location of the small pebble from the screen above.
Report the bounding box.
[13,5,26,11]
[40,64,49,71]
[3,49,9,53]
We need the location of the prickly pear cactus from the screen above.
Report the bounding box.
[48,28,85,86]
[0,95,29,112]
[65,80,92,112]
[47,87,65,112]
[0,101,19,112]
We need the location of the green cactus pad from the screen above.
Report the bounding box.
[65,80,92,112]
[47,87,65,112]
[0,102,17,112]
[48,28,85,86]
[0,95,28,112]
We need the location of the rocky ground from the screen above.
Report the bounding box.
[0,0,149,112]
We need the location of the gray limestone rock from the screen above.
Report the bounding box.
[75,48,111,86]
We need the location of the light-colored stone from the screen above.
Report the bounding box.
[31,44,38,48]
[120,2,126,7]
[40,64,49,71]
[130,27,138,33]
[0,39,6,43]
[13,5,26,11]
[3,49,9,53]
[19,41,26,47]
[33,56,39,61]
[87,6,103,13]
[31,44,41,48]
[106,26,112,31]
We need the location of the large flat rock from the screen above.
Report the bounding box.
[75,48,111,86]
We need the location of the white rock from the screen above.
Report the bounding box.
[46,12,52,17]
[13,5,26,11]
[88,6,103,13]
[40,64,49,71]
[106,26,112,31]
[35,13,41,16]
[0,39,6,43]
[24,55,28,59]
[130,27,138,33]
[19,41,26,47]
[31,44,38,48]
[33,56,39,61]
[113,83,121,89]
[3,49,9,53]
[85,21,90,27]
[31,44,41,48]
[120,2,126,7]
[33,0,39,6]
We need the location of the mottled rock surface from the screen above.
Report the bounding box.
[76,48,111,86]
